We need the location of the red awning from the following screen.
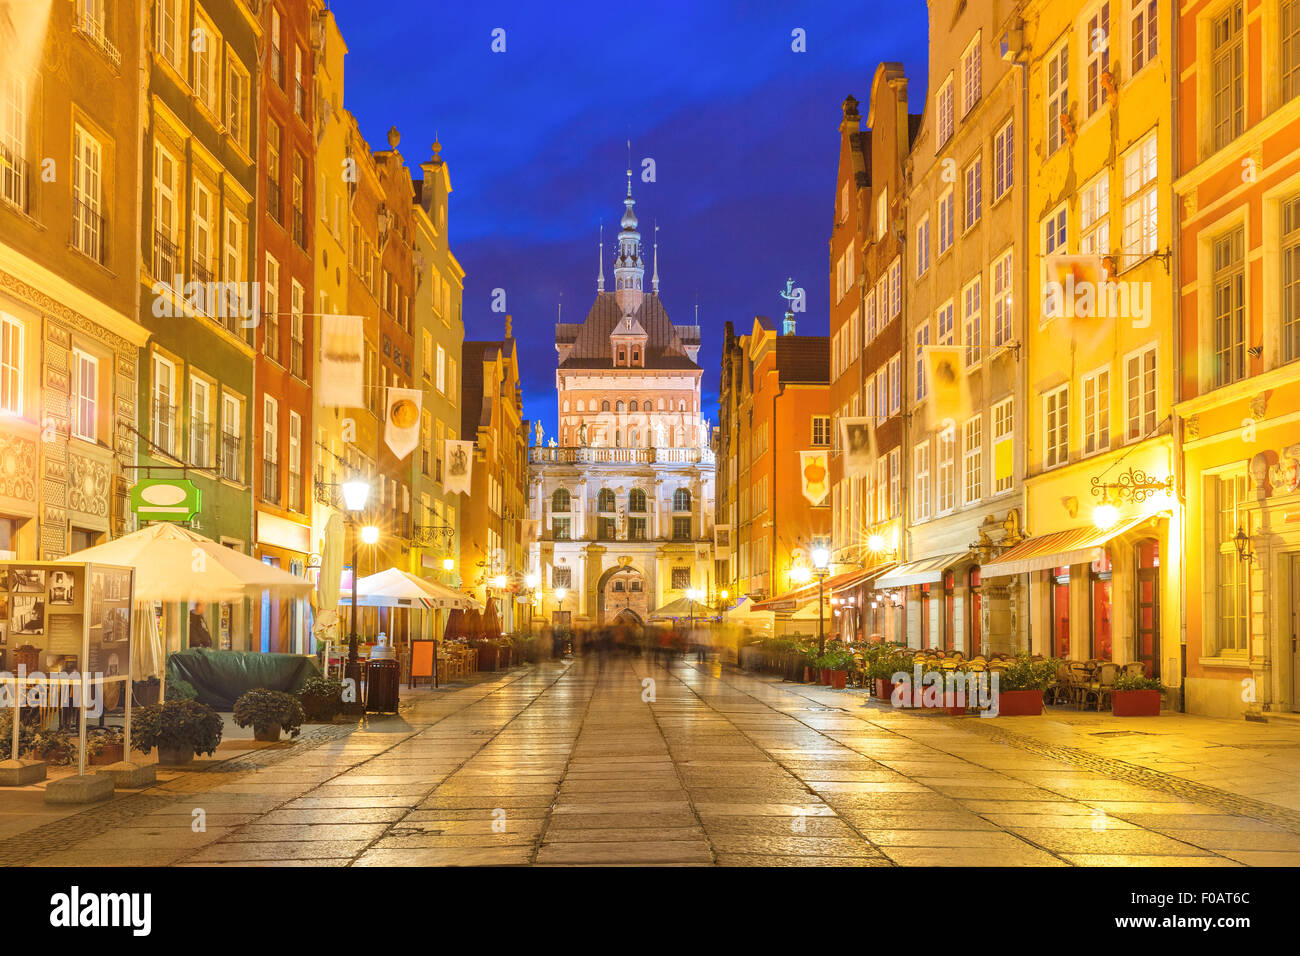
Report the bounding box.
[752,565,893,612]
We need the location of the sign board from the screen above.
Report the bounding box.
[129,479,202,522]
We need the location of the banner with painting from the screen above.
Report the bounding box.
[799,450,830,506]
[318,313,365,408]
[443,439,474,495]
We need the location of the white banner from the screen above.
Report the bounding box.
[444,439,474,495]
[840,416,876,479]
[318,314,365,408]
[383,387,422,460]
[799,450,830,506]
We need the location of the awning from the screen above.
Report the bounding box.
[981,514,1156,578]
[874,552,970,589]
[753,564,893,612]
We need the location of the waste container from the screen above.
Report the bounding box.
[365,658,400,713]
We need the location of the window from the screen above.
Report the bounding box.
[671,567,691,590]
[876,188,889,241]
[1046,42,1069,154]
[1125,346,1157,440]
[1212,4,1246,151]
[1284,197,1300,362]
[1085,3,1112,117]
[1,74,27,212]
[912,442,930,522]
[152,354,177,456]
[288,411,302,510]
[551,488,571,513]
[629,488,647,512]
[0,315,22,415]
[915,325,931,401]
[963,415,982,504]
[71,126,104,263]
[155,0,183,70]
[222,392,242,482]
[1131,0,1158,75]
[1044,385,1070,468]
[227,54,250,151]
[552,566,572,590]
[888,355,901,415]
[291,152,305,248]
[263,396,279,504]
[290,280,304,377]
[597,488,616,512]
[993,398,1014,493]
[670,516,690,541]
[224,211,244,284]
[1212,471,1249,655]
[961,34,982,117]
[262,254,279,359]
[812,416,831,446]
[266,121,281,222]
[991,249,1013,347]
[889,257,902,317]
[152,142,178,276]
[993,118,1013,200]
[192,11,219,115]
[937,76,954,147]
[1121,133,1158,267]
[1081,367,1111,455]
[937,430,955,513]
[963,157,982,230]
[269,5,283,85]
[938,188,955,254]
[916,215,931,276]
[190,376,211,466]
[552,516,571,540]
[673,487,692,511]
[1080,173,1110,255]
[937,301,954,345]
[962,277,982,367]
[71,350,97,442]
[1285,0,1300,101]
[1212,228,1246,388]
[1044,205,1068,255]
[294,45,306,119]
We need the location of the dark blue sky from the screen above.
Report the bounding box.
[333,0,929,436]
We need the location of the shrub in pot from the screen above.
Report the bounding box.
[1111,672,1164,717]
[164,678,198,702]
[298,676,345,722]
[30,729,76,765]
[132,699,224,765]
[994,655,1060,716]
[88,727,125,765]
[821,648,854,689]
[233,688,304,742]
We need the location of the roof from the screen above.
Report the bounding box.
[460,340,504,438]
[557,292,700,371]
[774,336,830,384]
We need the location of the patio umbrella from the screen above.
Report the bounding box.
[649,596,717,621]
[443,608,466,641]
[131,600,164,680]
[62,522,313,603]
[723,596,774,632]
[481,599,501,638]
[464,607,483,639]
[339,568,482,610]
[317,512,344,611]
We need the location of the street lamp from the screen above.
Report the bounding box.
[341,480,371,665]
[686,587,704,644]
[442,557,455,572]
[812,546,830,654]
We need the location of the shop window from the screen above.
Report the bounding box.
[943,570,956,652]
[1051,566,1071,658]
[1090,550,1113,660]
[968,567,982,656]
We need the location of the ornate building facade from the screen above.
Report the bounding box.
[527,176,716,630]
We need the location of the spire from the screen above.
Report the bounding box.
[613,159,644,313]
[652,223,660,294]
[597,224,605,293]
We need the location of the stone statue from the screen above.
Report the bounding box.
[534,421,543,447]
[654,421,666,446]
[578,421,588,445]
[548,437,557,448]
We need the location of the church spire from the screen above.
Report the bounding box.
[597,224,605,293]
[613,158,645,313]
[652,223,660,294]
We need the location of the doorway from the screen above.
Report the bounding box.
[1290,554,1300,712]
[1134,539,1160,679]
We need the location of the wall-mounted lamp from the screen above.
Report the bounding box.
[1234,526,1255,565]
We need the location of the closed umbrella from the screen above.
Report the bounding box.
[481,599,501,639]
[131,600,164,680]
[317,513,344,610]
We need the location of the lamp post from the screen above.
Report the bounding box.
[340,479,371,663]
[812,547,830,655]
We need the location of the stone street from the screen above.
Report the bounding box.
[5,657,1300,867]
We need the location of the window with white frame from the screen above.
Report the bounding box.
[1080,173,1110,255]
[1285,0,1300,101]
[263,395,279,502]
[222,392,242,482]
[1284,196,1300,362]
[993,117,1013,200]
[961,33,982,116]
[937,429,956,513]
[865,289,877,343]
[1044,385,1070,468]
[937,75,954,146]
[877,188,888,241]
[263,254,279,359]
[1212,227,1246,388]
[964,155,982,230]
[993,398,1014,493]
[938,187,955,254]
[888,354,901,415]
[991,249,1013,347]
[914,442,931,521]
[1,74,27,212]
[812,415,831,446]
[889,448,900,517]
[1081,366,1110,455]
[1046,42,1069,154]
[864,371,876,423]
[876,373,888,425]
[835,252,846,303]
[963,415,982,504]
[1085,3,1112,117]
[152,353,177,455]
[224,212,244,319]
[1131,0,1158,75]
[190,375,211,466]
[889,257,901,317]
[0,314,22,416]
[436,344,446,393]
[1121,132,1158,267]
[155,0,183,70]
[71,349,97,442]
[916,215,930,276]
[915,325,930,401]
[288,411,302,510]
[1044,205,1068,255]
[192,11,220,115]
[72,125,104,263]
[937,301,954,345]
[1211,3,1244,152]
[876,457,888,522]
[193,179,214,281]
[962,276,981,367]
[290,280,304,377]
[227,54,250,152]
[1211,470,1249,655]
[1125,345,1157,440]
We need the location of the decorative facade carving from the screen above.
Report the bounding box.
[0,435,38,501]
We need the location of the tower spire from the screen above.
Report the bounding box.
[652,222,660,294]
[597,224,605,293]
[614,159,644,312]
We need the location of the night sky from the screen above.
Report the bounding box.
[332,0,929,437]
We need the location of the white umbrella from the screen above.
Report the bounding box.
[61,522,313,602]
[131,600,164,680]
[318,512,344,610]
[339,567,481,610]
[723,596,775,631]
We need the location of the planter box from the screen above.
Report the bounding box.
[819,668,831,685]
[156,746,193,766]
[1112,689,1161,717]
[996,689,1044,716]
[873,679,894,700]
[253,723,282,742]
[89,743,124,766]
[829,670,847,690]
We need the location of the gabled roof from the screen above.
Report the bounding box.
[557,292,700,371]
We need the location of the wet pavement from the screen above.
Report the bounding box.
[6,655,1300,866]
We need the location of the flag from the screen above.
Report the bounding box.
[1042,254,1106,321]
[444,439,474,495]
[799,450,830,506]
[318,314,364,408]
[924,345,971,431]
[839,416,876,478]
[383,387,422,460]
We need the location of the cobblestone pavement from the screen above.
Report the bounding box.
[8,656,1300,866]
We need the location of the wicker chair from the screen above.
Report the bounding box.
[1081,662,1119,711]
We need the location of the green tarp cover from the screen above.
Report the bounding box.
[166,649,322,710]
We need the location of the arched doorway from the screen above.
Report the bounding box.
[597,563,649,626]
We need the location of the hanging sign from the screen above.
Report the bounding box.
[129,479,202,522]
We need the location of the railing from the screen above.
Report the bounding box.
[191,257,214,285]
[154,230,179,280]
[152,401,177,457]
[295,81,307,119]
[71,198,105,264]
[190,423,213,469]
[267,179,281,222]
[74,8,121,67]
[528,445,715,465]
[221,432,242,482]
[262,458,280,504]
[287,472,301,512]
[0,145,29,213]
[292,206,305,248]
[290,336,304,378]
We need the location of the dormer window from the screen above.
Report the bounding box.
[632,348,641,366]
[618,348,626,365]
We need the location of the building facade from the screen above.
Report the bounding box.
[527,178,716,632]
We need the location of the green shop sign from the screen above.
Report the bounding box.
[130,478,203,521]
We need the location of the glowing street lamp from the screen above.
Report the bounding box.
[442,557,455,572]
[360,525,380,545]
[1093,502,1120,531]
[812,546,831,654]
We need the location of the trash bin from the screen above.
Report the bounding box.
[365,658,400,713]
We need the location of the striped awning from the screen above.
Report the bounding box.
[752,564,894,612]
[980,515,1155,579]
[874,552,970,589]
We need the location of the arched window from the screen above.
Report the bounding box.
[629,429,639,447]
[597,488,616,512]
[657,398,665,410]
[616,400,625,414]
[576,399,584,412]
[629,488,647,512]
[678,400,686,411]
[673,488,691,512]
[601,400,611,412]
[562,400,570,412]
[629,400,638,412]
[551,488,571,511]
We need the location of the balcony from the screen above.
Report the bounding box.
[292,206,305,248]
[71,198,105,264]
[154,230,180,281]
[290,337,304,378]
[0,145,29,213]
[191,257,215,286]
[221,432,243,483]
[152,401,177,458]
[262,458,280,504]
[267,179,281,222]
[74,9,121,68]
[528,445,716,466]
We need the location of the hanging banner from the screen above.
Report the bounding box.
[383,387,422,460]
[799,450,830,506]
[1042,254,1106,321]
[840,416,877,479]
[924,345,971,431]
[318,313,365,408]
[444,439,474,495]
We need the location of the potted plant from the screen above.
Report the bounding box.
[88,727,125,766]
[298,676,345,722]
[995,655,1059,716]
[30,728,76,765]
[822,647,854,689]
[164,678,198,702]
[867,648,908,701]
[1111,672,1164,717]
[132,699,224,766]
[233,688,305,742]
[803,646,820,683]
